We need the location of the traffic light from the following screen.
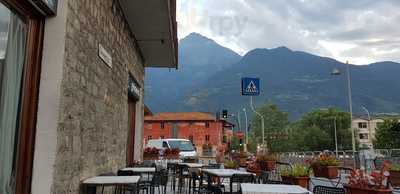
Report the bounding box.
[222,109,228,119]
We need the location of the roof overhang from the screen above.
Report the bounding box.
[118,0,178,68]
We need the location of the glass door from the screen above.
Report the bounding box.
[0,2,27,194]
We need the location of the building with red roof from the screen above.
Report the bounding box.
[144,112,233,162]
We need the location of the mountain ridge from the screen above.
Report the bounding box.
[145,33,400,120]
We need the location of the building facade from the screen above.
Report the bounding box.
[0,0,177,194]
[352,117,384,148]
[143,112,233,162]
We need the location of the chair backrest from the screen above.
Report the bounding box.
[231,174,254,184]
[98,172,116,176]
[313,186,345,194]
[259,171,269,184]
[117,170,135,176]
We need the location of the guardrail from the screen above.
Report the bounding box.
[279,149,400,168]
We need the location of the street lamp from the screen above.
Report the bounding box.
[243,108,248,148]
[331,61,356,167]
[361,106,373,149]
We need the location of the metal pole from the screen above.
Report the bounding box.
[334,117,338,158]
[362,106,373,149]
[237,111,242,132]
[243,108,249,152]
[346,61,356,167]
[243,108,248,146]
[250,96,265,148]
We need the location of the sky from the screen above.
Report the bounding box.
[177,0,400,65]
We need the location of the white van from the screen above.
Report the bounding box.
[146,139,198,160]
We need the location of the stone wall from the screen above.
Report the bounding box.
[51,0,144,193]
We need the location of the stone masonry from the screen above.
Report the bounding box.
[51,0,144,193]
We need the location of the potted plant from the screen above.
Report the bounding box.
[281,164,311,188]
[238,152,248,167]
[143,147,160,160]
[164,148,180,159]
[310,153,339,179]
[224,160,238,169]
[247,161,261,175]
[344,161,392,194]
[256,153,279,171]
[389,163,400,187]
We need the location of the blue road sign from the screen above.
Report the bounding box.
[241,77,260,96]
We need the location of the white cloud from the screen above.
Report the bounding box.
[177,0,400,65]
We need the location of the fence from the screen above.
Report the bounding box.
[279,149,400,169]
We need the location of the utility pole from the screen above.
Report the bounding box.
[332,61,356,167]
[346,61,356,167]
[243,108,248,147]
[250,96,265,149]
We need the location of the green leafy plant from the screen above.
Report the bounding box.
[281,164,311,177]
[390,163,400,171]
[224,160,238,169]
[310,153,339,167]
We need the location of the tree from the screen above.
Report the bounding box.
[250,102,290,152]
[374,119,400,149]
[297,108,352,150]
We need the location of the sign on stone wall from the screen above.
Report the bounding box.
[28,0,58,16]
[98,44,113,68]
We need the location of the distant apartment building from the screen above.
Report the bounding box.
[352,117,384,148]
[143,112,234,162]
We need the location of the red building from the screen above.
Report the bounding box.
[143,112,233,161]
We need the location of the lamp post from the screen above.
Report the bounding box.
[243,108,248,148]
[361,106,373,149]
[331,61,356,167]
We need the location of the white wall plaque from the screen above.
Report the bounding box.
[98,44,112,68]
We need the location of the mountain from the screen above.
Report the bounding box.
[145,32,241,112]
[146,33,400,120]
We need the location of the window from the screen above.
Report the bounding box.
[147,123,152,129]
[160,135,164,139]
[147,136,152,140]
[189,135,193,142]
[205,135,210,142]
[358,122,367,128]
[160,122,165,129]
[205,122,210,128]
[0,4,28,193]
[359,133,369,140]
[162,141,168,148]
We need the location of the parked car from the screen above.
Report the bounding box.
[146,139,198,161]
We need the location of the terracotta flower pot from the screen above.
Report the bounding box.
[313,166,338,179]
[281,176,310,188]
[344,185,393,194]
[389,170,400,187]
[259,160,276,171]
[143,155,159,161]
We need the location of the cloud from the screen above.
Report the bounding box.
[177,0,400,64]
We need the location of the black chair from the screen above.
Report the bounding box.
[118,169,149,194]
[313,185,345,194]
[149,169,169,194]
[229,174,255,194]
[177,165,191,193]
[167,163,178,191]
[258,171,269,184]
[117,170,140,194]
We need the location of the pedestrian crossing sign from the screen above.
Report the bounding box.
[241,77,260,96]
